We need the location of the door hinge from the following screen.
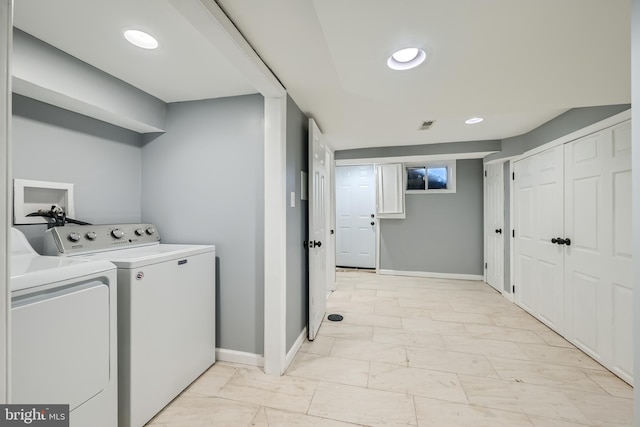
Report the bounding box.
[484,262,488,269]
[512,285,515,293]
[512,172,515,180]
[484,170,487,177]
[512,229,515,238]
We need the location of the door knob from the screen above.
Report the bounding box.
[370,214,375,218]
[312,240,322,248]
[551,238,558,244]
[371,221,375,226]
[556,237,566,245]
[564,238,571,246]
[495,229,502,234]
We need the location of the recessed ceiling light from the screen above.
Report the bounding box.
[387,47,426,71]
[124,29,158,50]
[465,117,484,124]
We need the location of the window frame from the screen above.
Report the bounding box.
[404,159,456,194]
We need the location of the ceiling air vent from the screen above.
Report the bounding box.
[418,120,435,131]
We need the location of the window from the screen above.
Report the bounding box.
[405,160,456,194]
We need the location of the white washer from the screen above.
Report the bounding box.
[43,224,216,427]
[10,227,117,427]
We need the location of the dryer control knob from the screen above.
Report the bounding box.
[86,231,97,241]
[134,228,145,236]
[111,229,125,239]
[68,232,81,242]
[145,227,156,235]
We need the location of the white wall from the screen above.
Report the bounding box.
[632,0,639,424]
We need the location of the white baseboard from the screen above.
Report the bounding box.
[216,348,264,368]
[378,269,484,281]
[285,327,307,371]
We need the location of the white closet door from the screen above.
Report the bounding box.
[564,121,632,384]
[514,146,564,332]
[484,163,504,292]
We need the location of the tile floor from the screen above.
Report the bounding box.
[146,271,633,426]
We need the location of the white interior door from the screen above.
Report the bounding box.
[308,119,328,341]
[336,165,376,268]
[564,121,633,383]
[484,163,504,292]
[514,146,564,332]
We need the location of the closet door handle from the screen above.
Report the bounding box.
[551,238,558,244]
[495,229,502,234]
[564,238,571,246]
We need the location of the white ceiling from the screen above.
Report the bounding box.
[13,0,631,151]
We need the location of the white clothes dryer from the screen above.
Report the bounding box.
[43,224,216,427]
[10,227,118,427]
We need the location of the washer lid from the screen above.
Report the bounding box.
[75,244,215,268]
[10,254,116,292]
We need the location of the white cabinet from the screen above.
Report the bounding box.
[375,163,405,218]
[513,120,633,384]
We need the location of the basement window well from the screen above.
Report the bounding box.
[405,160,456,194]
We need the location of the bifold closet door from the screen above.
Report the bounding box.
[514,146,564,332]
[564,121,632,384]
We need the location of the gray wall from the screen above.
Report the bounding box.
[12,94,143,252]
[285,96,308,352]
[485,105,631,162]
[12,29,166,133]
[336,139,501,160]
[380,159,484,275]
[632,0,639,423]
[140,94,265,355]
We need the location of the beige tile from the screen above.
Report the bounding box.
[583,370,634,398]
[458,375,590,424]
[465,324,547,344]
[350,294,398,306]
[325,301,375,314]
[329,339,407,365]
[397,297,453,311]
[186,363,237,397]
[369,362,468,403]
[317,322,374,341]
[373,327,446,350]
[402,318,469,335]
[374,304,430,319]
[430,310,496,325]
[442,335,531,360]
[151,395,259,426]
[527,416,592,427]
[327,290,354,302]
[309,382,417,427]
[564,390,634,426]
[334,312,402,328]
[487,356,606,394]
[516,343,606,371]
[406,346,499,378]
[250,407,361,427]
[450,302,523,316]
[414,396,534,427]
[300,335,335,356]
[216,368,318,413]
[489,313,552,331]
[533,330,575,348]
[286,353,370,387]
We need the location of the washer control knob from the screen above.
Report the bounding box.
[68,232,81,242]
[145,227,156,235]
[111,229,125,239]
[134,228,145,236]
[86,231,97,241]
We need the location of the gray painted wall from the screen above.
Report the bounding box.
[632,0,639,423]
[140,94,265,355]
[285,96,308,352]
[12,94,143,252]
[12,29,166,133]
[380,159,484,275]
[336,139,501,160]
[485,105,631,162]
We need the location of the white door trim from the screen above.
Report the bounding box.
[0,0,12,403]
[483,162,504,294]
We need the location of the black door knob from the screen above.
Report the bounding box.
[312,240,322,248]
[371,222,375,226]
[495,229,502,234]
[556,237,566,245]
[564,238,571,246]
[370,214,375,218]
[551,238,558,244]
